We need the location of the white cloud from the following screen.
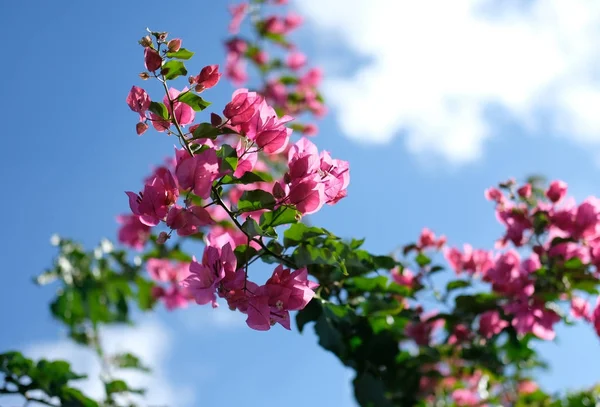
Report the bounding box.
[22,319,195,407]
[296,0,600,164]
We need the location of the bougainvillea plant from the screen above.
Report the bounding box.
[2,1,600,407]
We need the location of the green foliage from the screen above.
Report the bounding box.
[161,60,187,80]
[177,92,211,111]
[0,351,98,406]
[166,48,194,60]
[237,190,276,213]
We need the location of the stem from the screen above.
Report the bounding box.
[211,186,297,268]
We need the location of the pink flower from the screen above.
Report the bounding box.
[288,137,320,179]
[146,259,190,282]
[478,311,508,338]
[162,285,190,310]
[175,148,220,199]
[228,3,249,34]
[283,12,303,32]
[546,180,568,203]
[286,51,307,70]
[448,324,471,345]
[505,299,560,340]
[116,214,151,250]
[391,267,415,287]
[226,38,248,54]
[225,53,248,85]
[593,299,600,337]
[164,87,195,127]
[288,177,326,214]
[484,186,505,205]
[234,139,258,178]
[223,89,262,126]
[166,205,215,236]
[246,100,293,154]
[452,389,479,406]
[182,243,237,307]
[485,251,535,296]
[126,168,179,226]
[144,47,162,72]
[405,311,443,346]
[193,65,221,92]
[417,228,446,250]
[319,151,350,205]
[252,50,269,65]
[517,380,538,395]
[126,86,151,119]
[299,68,323,88]
[495,204,532,247]
[518,183,532,198]
[302,123,318,136]
[246,265,318,331]
[147,259,192,310]
[263,16,286,35]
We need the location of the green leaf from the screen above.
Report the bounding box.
[166,48,194,60]
[105,379,145,395]
[60,387,99,407]
[234,244,258,267]
[241,218,261,237]
[161,60,187,80]
[260,206,300,229]
[111,353,150,373]
[296,298,323,333]
[135,277,157,311]
[455,293,499,315]
[237,190,276,213]
[353,373,394,407]
[564,257,584,269]
[148,101,168,119]
[350,276,389,292]
[446,280,471,292]
[415,252,431,267]
[314,313,344,355]
[217,144,238,173]
[177,92,211,111]
[191,122,222,140]
[220,171,271,185]
[279,75,299,85]
[283,223,327,247]
[373,255,396,270]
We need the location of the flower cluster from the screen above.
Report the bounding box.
[181,242,317,330]
[224,1,325,136]
[119,29,348,331]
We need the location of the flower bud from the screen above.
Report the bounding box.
[152,286,165,299]
[139,36,153,47]
[210,113,223,127]
[167,38,182,53]
[272,181,286,199]
[156,231,170,244]
[517,183,532,199]
[136,122,149,136]
[546,180,567,203]
[139,72,150,80]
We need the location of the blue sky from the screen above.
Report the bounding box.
[1,0,600,405]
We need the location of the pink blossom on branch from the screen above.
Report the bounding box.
[126,168,179,226]
[116,214,151,250]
